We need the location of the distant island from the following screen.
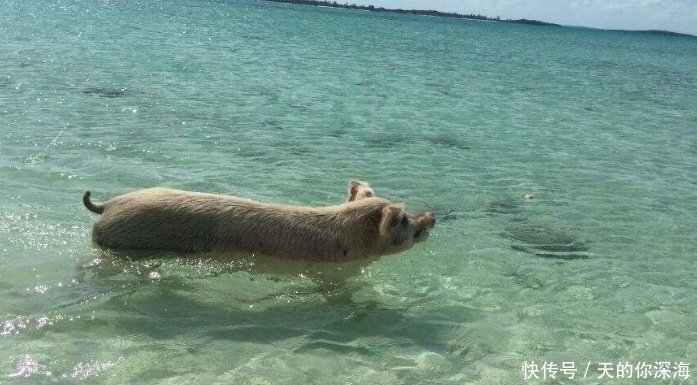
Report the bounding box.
[628,29,696,38]
[262,0,560,26]
[262,0,696,37]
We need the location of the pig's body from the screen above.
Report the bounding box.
[83,187,435,261]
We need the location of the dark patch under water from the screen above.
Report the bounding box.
[261,118,283,129]
[425,136,470,150]
[365,135,470,151]
[83,87,129,98]
[511,245,589,260]
[326,128,347,138]
[488,198,523,215]
[503,269,547,289]
[504,222,590,260]
[365,136,411,149]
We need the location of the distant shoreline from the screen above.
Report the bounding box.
[625,29,696,38]
[262,0,696,37]
[261,0,560,26]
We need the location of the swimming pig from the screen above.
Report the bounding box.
[83,187,435,261]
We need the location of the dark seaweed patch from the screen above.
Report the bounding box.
[83,87,128,98]
[261,119,283,129]
[326,129,346,138]
[365,136,411,149]
[488,199,522,215]
[511,245,589,260]
[505,223,590,260]
[426,136,470,150]
[504,269,547,288]
[287,103,309,111]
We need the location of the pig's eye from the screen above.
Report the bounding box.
[401,216,409,227]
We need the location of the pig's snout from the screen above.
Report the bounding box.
[424,211,436,227]
[413,211,436,243]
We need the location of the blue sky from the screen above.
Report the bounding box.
[352,0,697,35]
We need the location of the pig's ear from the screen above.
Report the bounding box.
[348,180,361,202]
[379,204,403,237]
[348,180,373,202]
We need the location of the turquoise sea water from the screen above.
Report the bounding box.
[2,0,697,383]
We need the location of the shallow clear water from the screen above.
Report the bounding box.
[2,0,697,383]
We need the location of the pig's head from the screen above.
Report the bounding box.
[378,204,436,254]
